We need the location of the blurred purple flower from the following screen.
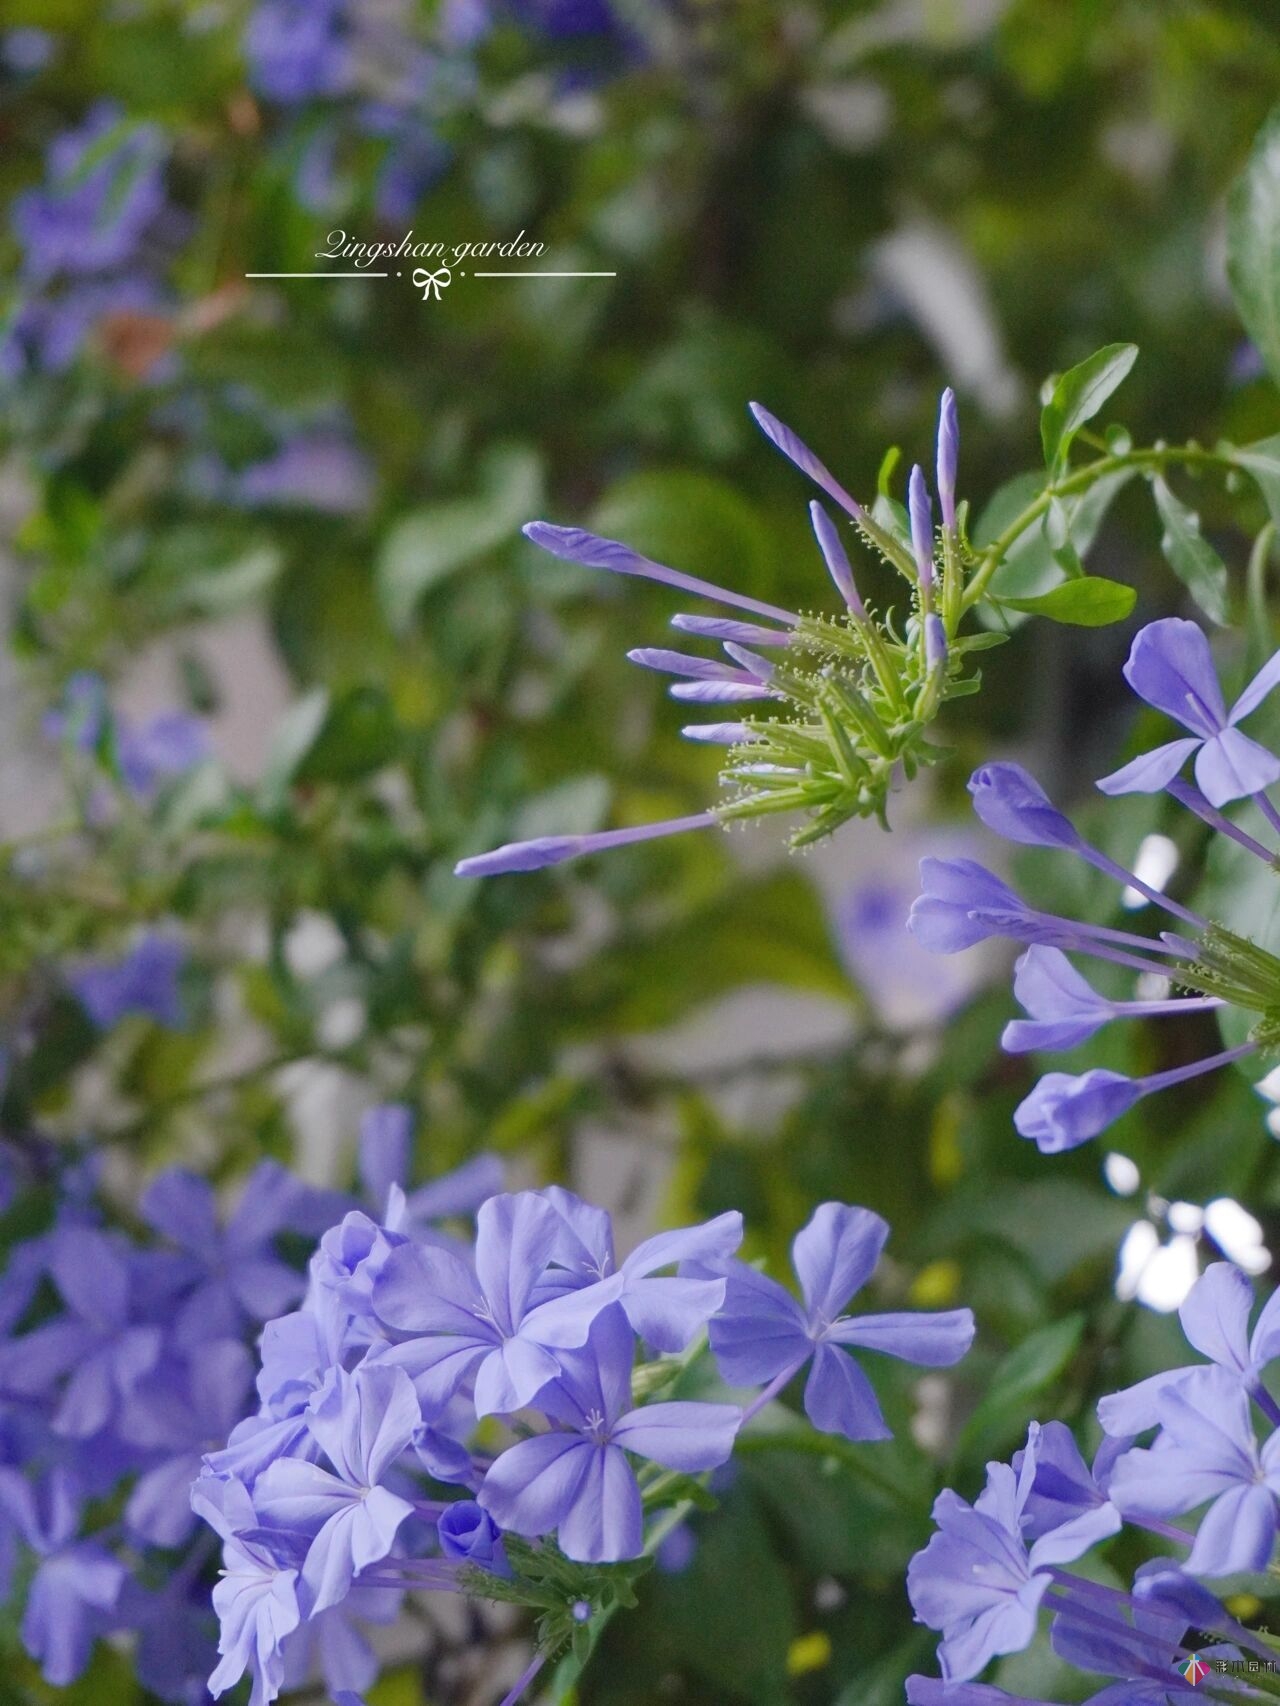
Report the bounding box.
[0,1468,125,1685]
[13,104,168,283]
[234,434,373,515]
[69,934,186,1030]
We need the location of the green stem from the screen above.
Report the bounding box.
[960,443,1236,614]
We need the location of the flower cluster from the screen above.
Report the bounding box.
[244,0,458,221]
[0,1107,499,1701]
[910,616,1280,1151]
[3,102,176,379]
[907,1260,1280,1703]
[43,670,210,806]
[457,391,1005,877]
[191,1189,973,1705]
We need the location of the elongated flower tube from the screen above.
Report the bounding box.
[459,393,993,874]
[912,618,1280,1149]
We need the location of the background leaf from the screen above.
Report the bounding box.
[1039,344,1138,471]
[1228,101,1280,386]
[1150,475,1230,624]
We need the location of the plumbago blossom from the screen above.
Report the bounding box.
[906,1261,1280,1704]
[909,616,1280,1153]
[3,102,176,378]
[457,390,1009,876]
[190,1192,973,1706]
[0,1107,496,1702]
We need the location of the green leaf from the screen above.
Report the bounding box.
[296,686,400,783]
[376,445,543,633]
[974,467,1135,624]
[259,687,330,807]
[993,576,1136,626]
[1230,434,1280,528]
[957,1314,1084,1462]
[1151,474,1230,623]
[1039,343,1138,470]
[1227,102,1280,386]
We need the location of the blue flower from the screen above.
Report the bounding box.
[436,1499,510,1575]
[139,1164,319,1345]
[190,1475,303,1706]
[244,0,351,102]
[70,934,186,1030]
[1109,1368,1280,1576]
[1098,617,1280,807]
[477,1307,739,1563]
[1099,1260,1280,1436]
[906,1429,1103,1683]
[911,640,1280,1148]
[0,1468,125,1686]
[252,1364,420,1614]
[457,392,962,876]
[372,1190,570,1415]
[705,1201,974,1441]
[12,104,168,284]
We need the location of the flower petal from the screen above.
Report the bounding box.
[802,1342,891,1441]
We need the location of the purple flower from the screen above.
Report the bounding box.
[234,434,373,515]
[356,1102,502,1231]
[967,762,1203,929]
[907,1684,1059,1706]
[937,388,959,533]
[437,1499,509,1574]
[279,1585,400,1700]
[1001,946,1222,1054]
[518,1188,741,1355]
[915,721,1280,1153]
[118,712,209,796]
[191,1475,303,1706]
[245,0,351,102]
[42,672,107,751]
[372,1190,568,1415]
[70,934,186,1030]
[909,465,935,594]
[12,104,168,283]
[0,1228,162,1441]
[906,1434,1103,1683]
[1013,1045,1256,1153]
[253,1364,419,1613]
[907,858,1040,954]
[0,1467,125,1685]
[748,403,868,525]
[810,501,864,613]
[477,1307,739,1563]
[1108,1367,1280,1575]
[521,521,798,625]
[1097,618,1280,807]
[1011,1420,1122,1550]
[125,1338,255,1547]
[140,1164,314,1344]
[705,1202,974,1441]
[455,811,720,877]
[1100,1261,1280,1436]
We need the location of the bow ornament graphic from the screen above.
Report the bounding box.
[412,266,452,301]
